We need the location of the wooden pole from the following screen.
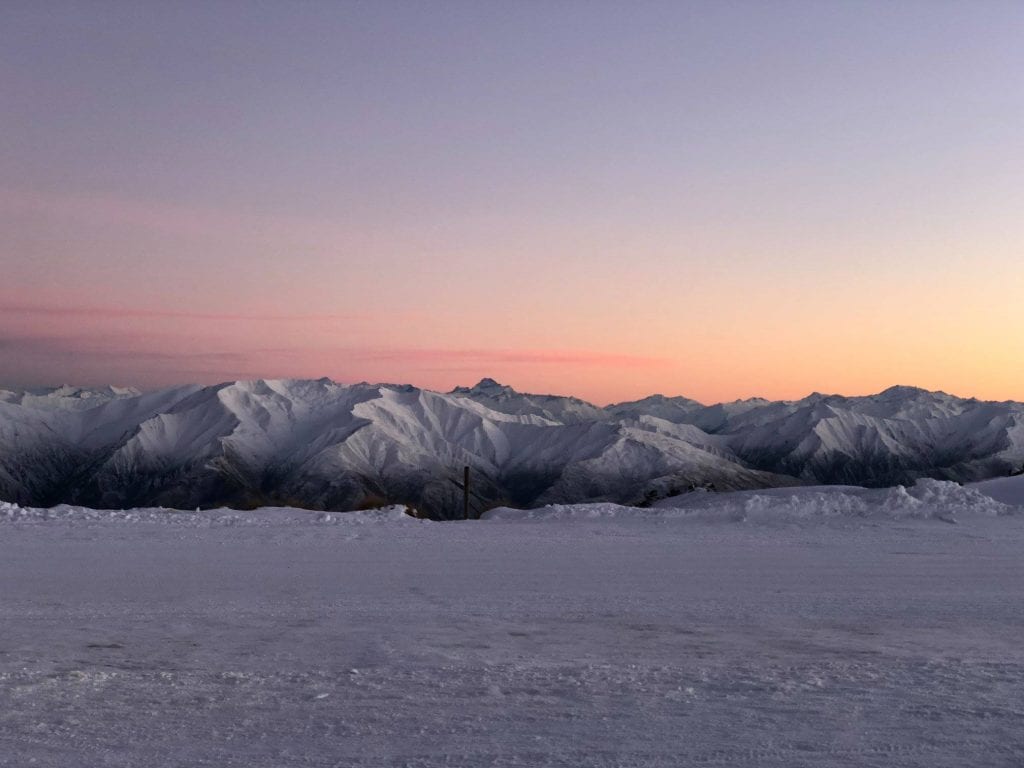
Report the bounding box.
[463,465,470,520]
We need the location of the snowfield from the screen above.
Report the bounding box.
[2,479,1024,766]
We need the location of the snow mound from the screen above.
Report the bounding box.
[2,482,1018,528]
[483,502,641,522]
[0,501,420,527]
[482,480,1016,524]
[314,506,421,525]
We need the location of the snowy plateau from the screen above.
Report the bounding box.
[1,477,1024,766]
[2,378,1024,518]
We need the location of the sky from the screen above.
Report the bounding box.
[1,1,1022,405]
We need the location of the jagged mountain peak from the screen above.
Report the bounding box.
[606,394,705,426]
[0,384,143,410]
[804,391,842,402]
[875,384,939,400]
[611,393,705,407]
[451,377,517,397]
[449,379,606,425]
[474,377,505,390]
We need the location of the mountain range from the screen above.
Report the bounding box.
[1,378,1022,518]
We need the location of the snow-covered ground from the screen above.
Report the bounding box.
[3,479,1024,766]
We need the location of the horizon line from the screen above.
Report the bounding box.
[2,377,1013,410]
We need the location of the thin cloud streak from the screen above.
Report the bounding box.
[0,333,668,391]
[0,304,360,323]
[346,347,668,368]
[0,187,316,242]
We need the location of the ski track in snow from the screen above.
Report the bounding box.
[2,481,1024,766]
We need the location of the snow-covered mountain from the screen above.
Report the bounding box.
[449,377,609,424]
[1,379,1022,517]
[0,384,141,410]
[698,386,1024,486]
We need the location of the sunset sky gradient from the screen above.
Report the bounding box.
[2,1,1022,404]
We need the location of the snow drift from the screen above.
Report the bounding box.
[483,478,1018,524]
[2,477,1018,530]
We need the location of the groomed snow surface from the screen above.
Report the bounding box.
[3,478,1024,766]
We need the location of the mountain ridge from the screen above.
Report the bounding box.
[1,378,1022,517]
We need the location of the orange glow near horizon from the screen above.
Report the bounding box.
[2,179,1022,405]
[2,276,1022,406]
[3,183,1021,406]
